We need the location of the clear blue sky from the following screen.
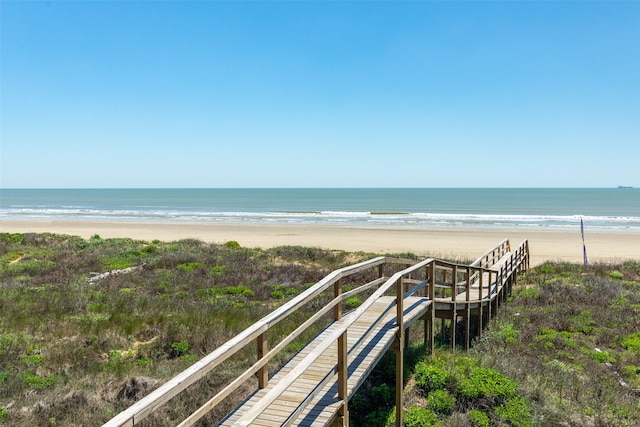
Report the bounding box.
[1,1,639,188]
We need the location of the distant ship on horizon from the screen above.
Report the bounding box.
[618,185,634,189]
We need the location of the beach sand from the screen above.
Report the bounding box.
[1,219,638,266]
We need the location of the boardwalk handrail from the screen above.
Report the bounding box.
[471,238,510,268]
[103,256,411,427]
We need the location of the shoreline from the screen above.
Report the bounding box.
[2,219,639,266]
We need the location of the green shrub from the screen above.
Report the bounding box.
[469,409,490,427]
[285,288,299,297]
[0,408,8,420]
[621,332,640,353]
[427,389,455,415]
[495,396,532,427]
[271,290,284,299]
[363,408,395,427]
[210,265,228,276]
[0,370,8,385]
[495,322,519,344]
[142,244,158,254]
[454,362,517,402]
[19,354,43,365]
[610,270,624,280]
[222,286,254,297]
[170,341,189,358]
[136,358,152,367]
[404,405,438,427]
[176,262,205,272]
[224,241,241,249]
[569,309,597,334]
[370,383,393,406]
[345,296,361,309]
[415,361,450,393]
[620,365,640,379]
[23,373,57,389]
[516,287,540,299]
[581,348,615,363]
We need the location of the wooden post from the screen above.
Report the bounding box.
[257,332,268,389]
[450,314,456,350]
[334,279,342,321]
[502,265,508,304]
[395,334,403,427]
[395,275,404,427]
[337,331,348,427]
[424,315,429,353]
[428,263,435,355]
[451,265,457,302]
[405,327,410,350]
[478,270,484,338]
[487,271,493,319]
[465,267,471,351]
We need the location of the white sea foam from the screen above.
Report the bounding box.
[2,206,639,232]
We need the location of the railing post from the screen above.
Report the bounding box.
[334,279,342,321]
[487,270,498,321]
[478,269,484,338]
[337,331,349,427]
[465,267,471,351]
[257,332,268,389]
[395,334,404,427]
[395,275,404,427]
[428,262,435,355]
[450,265,457,350]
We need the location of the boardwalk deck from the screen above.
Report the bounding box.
[219,296,432,427]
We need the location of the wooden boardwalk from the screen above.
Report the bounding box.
[219,296,431,426]
[104,239,529,427]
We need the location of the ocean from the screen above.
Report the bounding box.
[1,188,639,232]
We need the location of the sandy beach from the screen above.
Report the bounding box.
[1,219,638,266]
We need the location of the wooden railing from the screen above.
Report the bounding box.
[104,240,530,427]
[428,240,530,350]
[471,238,511,268]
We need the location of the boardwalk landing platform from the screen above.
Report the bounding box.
[219,296,431,427]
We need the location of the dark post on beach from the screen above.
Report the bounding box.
[581,218,588,266]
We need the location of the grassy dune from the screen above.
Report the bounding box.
[1,233,639,426]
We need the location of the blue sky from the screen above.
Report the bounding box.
[1,1,639,188]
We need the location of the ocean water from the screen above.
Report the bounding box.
[0,188,639,232]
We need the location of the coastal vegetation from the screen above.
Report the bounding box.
[0,232,639,426]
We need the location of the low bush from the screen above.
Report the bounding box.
[469,409,490,427]
[495,396,532,427]
[414,361,450,393]
[370,383,394,406]
[454,358,518,402]
[621,332,640,353]
[427,389,455,415]
[404,405,438,427]
[345,296,361,309]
